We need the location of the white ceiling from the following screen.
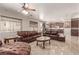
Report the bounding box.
[0,3,79,22]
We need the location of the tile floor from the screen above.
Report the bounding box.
[30,39,79,55]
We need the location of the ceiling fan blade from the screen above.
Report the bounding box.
[22,3,36,11]
[25,8,36,11]
[29,9,36,11]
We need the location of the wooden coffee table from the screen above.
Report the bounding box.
[36,36,50,49]
[4,37,19,44]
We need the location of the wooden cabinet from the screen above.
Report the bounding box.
[71,29,79,36]
[71,18,79,36]
[71,18,78,28]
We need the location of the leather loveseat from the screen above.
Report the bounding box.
[43,30,59,40]
[43,29,65,42]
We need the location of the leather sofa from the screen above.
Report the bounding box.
[43,30,59,40]
[43,29,65,42]
[17,31,41,43]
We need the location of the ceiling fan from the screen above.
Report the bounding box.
[22,3,36,11]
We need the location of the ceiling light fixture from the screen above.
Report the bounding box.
[22,10,28,15]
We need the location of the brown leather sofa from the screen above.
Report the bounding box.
[17,31,41,43]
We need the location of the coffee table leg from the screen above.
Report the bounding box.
[43,41,45,49]
[49,40,50,45]
[4,40,6,44]
[14,39,16,42]
[37,41,38,46]
[7,40,9,43]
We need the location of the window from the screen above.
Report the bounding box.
[0,16,22,32]
[29,21,38,31]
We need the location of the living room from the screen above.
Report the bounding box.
[0,3,79,55]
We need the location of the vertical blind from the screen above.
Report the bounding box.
[0,16,22,32]
[29,21,38,31]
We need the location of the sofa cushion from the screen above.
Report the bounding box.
[51,31,58,35]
